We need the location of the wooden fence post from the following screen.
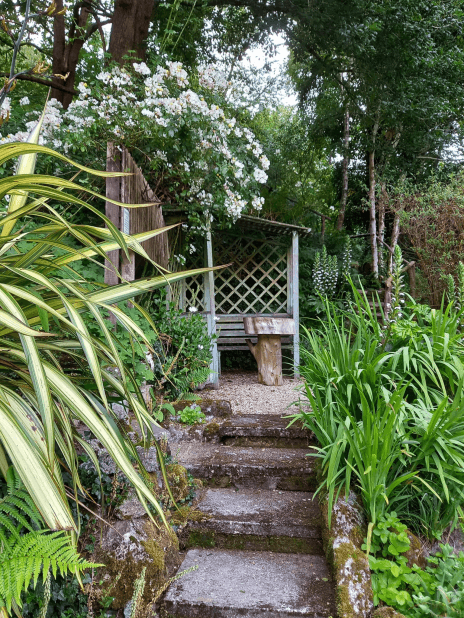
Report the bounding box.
[105,142,121,288]
[204,226,219,388]
[120,148,136,284]
[292,231,300,378]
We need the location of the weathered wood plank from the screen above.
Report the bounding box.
[216,323,247,330]
[217,329,247,337]
[216,313,291,322]
[243,317,295,336]
[218,345,293,351]
[123,147,168,271]
[218,337,258,344]
[217,337,291,345]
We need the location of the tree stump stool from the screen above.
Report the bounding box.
[243,317,295,386]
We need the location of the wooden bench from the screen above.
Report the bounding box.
[216,314,293,352]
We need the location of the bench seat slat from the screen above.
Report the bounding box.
[217,336,292,345]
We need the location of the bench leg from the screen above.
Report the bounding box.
[246,335,283,386]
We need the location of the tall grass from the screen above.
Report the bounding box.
[295,283,464,544]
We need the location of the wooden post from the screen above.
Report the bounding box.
[120,148,135,284]
[204,226,219,388]
[243,317,294,386]
[247,335,283,386]
[105,142,121,287]
[292,231,300,378]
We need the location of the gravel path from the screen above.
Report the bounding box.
[206,371,305,416]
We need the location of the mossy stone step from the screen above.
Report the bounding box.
[213,413,313,448]
[161,548,336,618]
[182,487,324,555]
[176,443,317,491]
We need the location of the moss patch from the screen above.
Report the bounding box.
[170,506,210,525]
[183,530,324,554]
[165,463,190,502]
[404,530,426,569]
[93,523,181,610]
[203,421,221,438]
[221,436,309,449]
[372,607,408,618]
[276,475,316,491]
[333,540,373,618]
[205,475,232,488]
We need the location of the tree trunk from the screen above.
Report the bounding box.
[321,215,326,243]
[368,150,378,277]
[246,335,283,386]
[50,0,156,108]
[51,0,90,108]
[336,102,350,231]
[108,0,155,64]
[378,182,387,274]
[367,105,381,278]
[388,211,400,274]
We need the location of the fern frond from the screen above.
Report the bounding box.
[170,365,210,400]
[0,530,101,611]
[0,469,100,613]
[0,468,42,534]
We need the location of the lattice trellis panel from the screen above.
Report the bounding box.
[214,236,288,314]
[182,249,206,312]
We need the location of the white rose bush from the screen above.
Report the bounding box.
[1,60,269,226]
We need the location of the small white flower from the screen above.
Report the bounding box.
[133,62,151,76]
[19,96,30,106]
[189,307,198,313]
[198,344,204,350]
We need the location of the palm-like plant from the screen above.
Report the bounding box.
[0,141,211,539]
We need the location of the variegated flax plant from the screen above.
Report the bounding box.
[0,136,214,614]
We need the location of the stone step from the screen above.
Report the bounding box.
[183,488,324,555]
[162,548,336,618]
[215,414,313,448]
[177,443,317,491]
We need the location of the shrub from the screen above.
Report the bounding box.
[391,172,464,307]
[85,300,214,399]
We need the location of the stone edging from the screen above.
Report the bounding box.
[319,491,373,618]
[319,491,407,618]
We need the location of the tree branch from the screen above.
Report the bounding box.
[0,72,77,95]
[2,39,49,55]
[84,18,112,43]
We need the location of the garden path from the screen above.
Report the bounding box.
[161,372,335,617]
[211,370,305,415]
